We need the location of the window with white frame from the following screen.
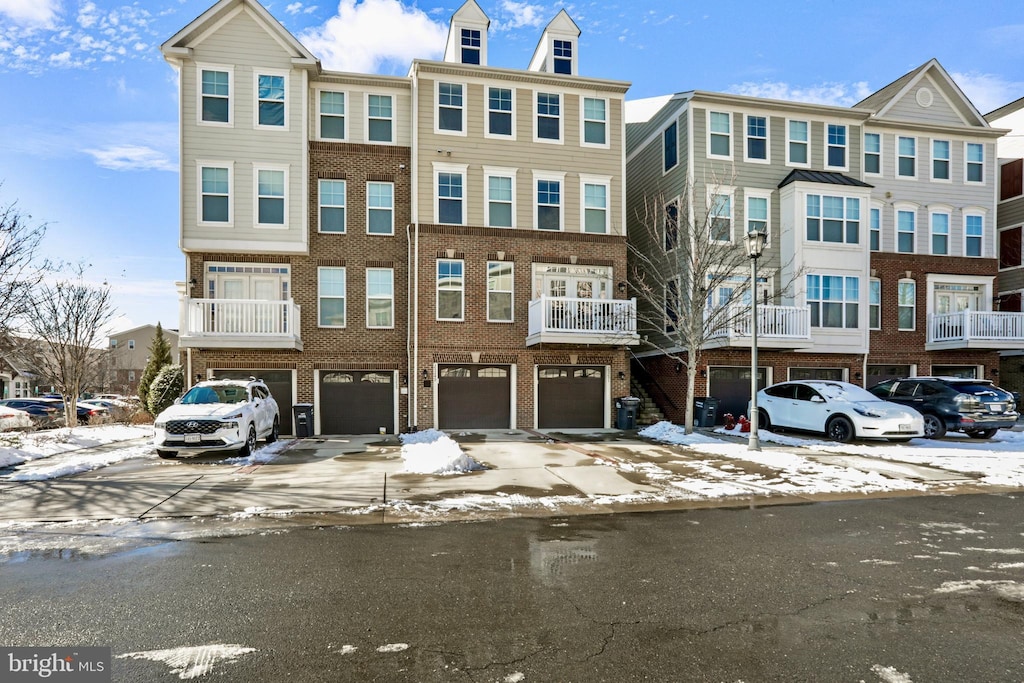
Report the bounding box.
[128,370,135,382]
[788,120,808,165]
[897,136,916,177]
[437,82,464,133]
[746,115,768,161]
[869,278,881,330]
[708,111,731,158]
[367,94,393,142]
[897,208,915,253]
[806,274,859,328]
[319,91,345,140]
[746,191,770,244]
[931,210,950,255]
[256,73,285,127]
[582,180,608,234]
[318,267,346,327]
[366,268,394,328]
[256,167,286,226]
[200,68,230,124]
[367,181,394,234]
[665,277,679,333]
[487,87,513,137]
[200,165,230,223]
[864,133,881,174]
[553,39,572,74]
[966,143,984,183]
[583,98,607,146]
[870,206,880,251]
[437,259,464,320]
[487,261,513,322]
[826,124,846,168]
[437,171,464,225]
[128,339,135,350]
[663,121,678,172]
[485,171,514,228]
[806,194,859,244]
[318,179,345,233]
[932,139,950,180]
[461,28,481,64]
[897,279,915,330]
[709,192,732,242]
[965,214,984,257]
[536,92,561,141]
[536,176,562,230]
[664,199,679,251]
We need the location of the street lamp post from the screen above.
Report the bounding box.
[746,228,768,451]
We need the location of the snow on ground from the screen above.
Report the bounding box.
[117,644,256,680]
[398,429,484,474]
[0,425,155,480]
[223,438,296,466]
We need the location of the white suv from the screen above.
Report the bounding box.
[153,378,280,459]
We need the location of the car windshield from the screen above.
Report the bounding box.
[951,382,1009,398]
[180,384,248,405]
[809,382,880,403]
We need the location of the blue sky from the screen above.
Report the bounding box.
[1,0,1022,335]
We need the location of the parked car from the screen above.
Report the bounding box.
[152,378,280,459]
[756,380,924,443]
[32,397,111,426]
[0,399,63,428]
[0,405,34,432]
[85,398,136,422]
[868,377,1019,439]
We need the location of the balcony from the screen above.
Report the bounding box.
[178,298,303,350]
[704,305,813,350]
[527,296,640,346]
[926,311,1024,351]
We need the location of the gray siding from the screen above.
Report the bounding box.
[880,75,971,128]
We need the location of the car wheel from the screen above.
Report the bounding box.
[239,425,257,457]
[267,417,279,443]
[967,428,998,439]
[757,408,771,432]
[157,450,178,459]
[922,414,947,439]
[826,416,855,443]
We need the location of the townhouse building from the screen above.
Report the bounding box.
[106,325,180,396]
[162,0,636,435]
[626,60,1019,423]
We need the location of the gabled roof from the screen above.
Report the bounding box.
[443,0,490,64]
[778,170,873,189]
[855,58,989,128]
[527,9,581,72]
[161,0,318,70]
[986,95,1024,123]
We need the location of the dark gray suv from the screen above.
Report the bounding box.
[868,377,1018,439]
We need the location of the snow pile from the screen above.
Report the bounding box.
[399,429,484,474]
[640,421,732,445]
[224,438,296,466]
[0,425,153,470]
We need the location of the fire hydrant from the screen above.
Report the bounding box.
[737,415,751,433]
[723,413,736,430]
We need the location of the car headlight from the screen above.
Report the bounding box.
[851,403,882,418]
[154,420,166,429]
[224,410,245,420]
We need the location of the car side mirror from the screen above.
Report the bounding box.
[174,398,181,404]
[810,395,825,403]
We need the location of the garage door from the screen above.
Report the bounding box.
[437,365,511,429]
[537,366,604,429]
[866,365,912,389]
[215,369,294,435]
[319,371,395,435]
[708,366,767,425]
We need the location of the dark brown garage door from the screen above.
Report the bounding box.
[708,366,767,425]
[537,366,604,429]
[437,365,511,429]
[215,369,294,435]
[319,371,395,435]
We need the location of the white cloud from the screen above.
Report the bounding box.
[493,0,546,31]
[286,2,319,15]
[82,144,177,172]
[0,0,60,27]
[78,1,99,29]
[2,120,178,172]
[299,0,446,74]
[727,80,873,108]
[949,70,1024,116]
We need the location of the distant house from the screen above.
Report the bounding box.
[106,325,180,396]
[0,350,44,399]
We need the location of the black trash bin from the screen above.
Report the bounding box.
[693,397,719,427]
[292,403,314,437]
[615,396,642,430]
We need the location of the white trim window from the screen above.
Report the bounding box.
[366,268,394,328]
[896,207,916,253]
[483,167,515,228]
[318,266,346,327]
[807,274,859,328]
[486,87,514,138]
[437,259,464,321]
[805,194,859,244]
[870,206,881,252]
[787,119,809,166]
[930,209,951,255]
[897,136,916,178]
[965,213,984,257]
[826,124,847,169]
[367,94,394,143]
[932,139,950,181]
[198,163,231,225]
[367,181,394,234]
[582,97,608,147]
[437,82,465,134]
[535,92,562,142]
[745,114,768,162]
[255,166,287,227]
[966,143,984,183]
[198,65,232,126]
[665,277,679,333]
[663,121,678,173]
[255,72,286,129]
[487,261,514,322]
[664,199,679,252]
[581,177,609,234]
[534,172,564,231]
[746,190,771,245]
[864,132,881,175]
[708,111,732,159]
[318,179,345,233]
[869,278,881,330]
[437,168,465,225]
[460,28,481,65]
[552,38,574,74]
[319,90,345,140]
[897,279,916,331]
[709,191,733,243]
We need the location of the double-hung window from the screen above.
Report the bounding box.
[256,167,286,226]
[256,73,285,128]
[583,98,607,146]
[965,214,983,257]
[788,120,808,165]
[897,280,916,331]
[869,279,881,330]
[870,207,880,251]
[487,87,513,137]
[536,177,562,230]
[806,194,859,244]
[708,111,731,158]
[487,261,514,322]
[318,179,345,233]
[746,191,770,243]
[366,268,394,328]
[438,82,464,133]
[582,180,608,234]
[931,211,950,255]
[932,139,950,180]
[318,267,346,327]
[553,39,572,74]
[200,165,230,223]
[826,124,846,168]
[437,171,464,225]
[864,133,881,174]
[319,91,345,139]
[437,260,464,321]
[368,94,393,143]
[461,28,481,64]
[200,68,230,124]
[709,192,732,242]
[897,136,916,177]
[367,181,394,234]
[807,274,859,328]
[746,115,767,161]
[897,208,915,253]
[664,200,679,251]
[966,143,984,183]
[663,122,678,172]
[485,170,514,227]
[536,92,561,141]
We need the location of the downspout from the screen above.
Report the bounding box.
[409,65,420,430]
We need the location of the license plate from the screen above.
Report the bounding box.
[184,433,201,444]
[988,404,1004,413]
[898,424,913,432]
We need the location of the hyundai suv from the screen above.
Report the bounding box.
[153,378,280,459]
[868,377,1018,439]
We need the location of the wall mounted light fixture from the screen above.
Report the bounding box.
[618,371,626,380]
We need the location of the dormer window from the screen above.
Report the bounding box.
[461,29,481,64]
[553,39,572,74]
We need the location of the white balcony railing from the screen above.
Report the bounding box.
[179,298,302,349]
[527,296,640,346]
[928,311,1024,348]
[706,305,812,344]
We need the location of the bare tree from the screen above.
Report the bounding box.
[0,194,48,333]
[24,264,116,427]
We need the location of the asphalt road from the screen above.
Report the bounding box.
[2,493,1024,682]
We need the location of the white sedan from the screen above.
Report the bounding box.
[756,380,924,443]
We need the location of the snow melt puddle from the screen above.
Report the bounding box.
[399,429,484,474]
[117,644,256,679]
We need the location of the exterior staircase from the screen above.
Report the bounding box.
[629,379,667,426]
